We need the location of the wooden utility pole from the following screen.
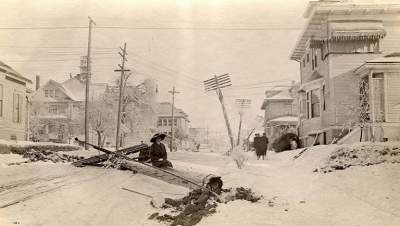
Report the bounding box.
[114,42,130,151]
[168,86,180,152]
[237,111,243,146]
[235,99,251,146]
[203,74,234,152]
[84,17,95,150]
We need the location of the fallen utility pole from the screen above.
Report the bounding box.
[114,42,130,151]
[168,86,180,152]
[74,138,222,201]
[84,16,96,150]
[203,74,234,153]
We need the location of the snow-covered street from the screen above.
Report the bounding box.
[1,145,399,226]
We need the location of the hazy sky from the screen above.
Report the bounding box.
[0,0,310,134]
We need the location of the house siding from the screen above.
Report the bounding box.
[0,73,27,140]
[386,72,400,122]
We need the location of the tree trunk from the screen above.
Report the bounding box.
[97,131,102,147]
[359,127,363,142]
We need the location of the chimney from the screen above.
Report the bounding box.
[35,75,40,90]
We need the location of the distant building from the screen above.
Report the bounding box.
[260,83,299,142]
[189,127,208,144]
[156,102,190,137]
[290,0,400,146]
[31,74,107,142]
[0,60,32,140]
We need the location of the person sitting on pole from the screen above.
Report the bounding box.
[149,133,173,168]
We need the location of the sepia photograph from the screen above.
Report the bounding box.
[0,0,399,225]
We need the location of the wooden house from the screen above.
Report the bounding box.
[0,61,32,140]
[290,0,400,146]
[31,74,107,142]
[260,84,299,142]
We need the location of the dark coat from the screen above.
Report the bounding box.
[255,136,268,156]
[150,142,167,163]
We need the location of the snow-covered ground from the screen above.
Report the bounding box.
[0,144,399,226]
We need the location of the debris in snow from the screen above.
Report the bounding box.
[14,149,84,164]
[0,139,79,155]
[149,187,261,226]
[319,142,400,173]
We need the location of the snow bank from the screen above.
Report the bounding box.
[0,139,80,154]
[319,142,400,173]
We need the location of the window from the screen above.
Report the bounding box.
[174,119,177,126]
[54,90,58,98]
[158,119,162,126]
[372,73,385,122]
[322,85,326,111]
[306,92,311,119]
[13,93,23,123]
[168,119,172,126]
[59,106,66,114]
[45,90,49,97]
[0,84,3,117]
[49,105,57,114]
[311,58,315,71]
[314,53,318,68]
[311,89,320,118]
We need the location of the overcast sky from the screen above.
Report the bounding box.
[0,0,310,135]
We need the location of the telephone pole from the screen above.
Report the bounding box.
[168,86,180,152]
[235,99,251,146]
[203,74,234,153]
[84,17,95,150]
[114,42,130,151]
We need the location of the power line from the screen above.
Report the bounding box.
[0,45,115,49]
[128,57,202,88]
[129,53,201,83]
[0,26,302,31]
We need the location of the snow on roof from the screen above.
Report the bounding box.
[0,60,32,83]
[61,76,108,101]
[156,102,189,120]
[269,116,298,122]
[34,115,69,119]
[265,89,294,101]
[366,52,400,63]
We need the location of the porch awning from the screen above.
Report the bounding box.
[328,21,386,41]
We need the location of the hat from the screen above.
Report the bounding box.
[150,133,166,143]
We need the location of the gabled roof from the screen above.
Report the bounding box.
[34,75,108,102]
[0,60,32,83]
[261,88,295,110]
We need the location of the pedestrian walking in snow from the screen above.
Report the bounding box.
[260,133,269,160]
[253,133,262,160]
[149,133,173,168]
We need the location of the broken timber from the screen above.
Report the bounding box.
[72,138,221,197]
[72,143,149,167]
